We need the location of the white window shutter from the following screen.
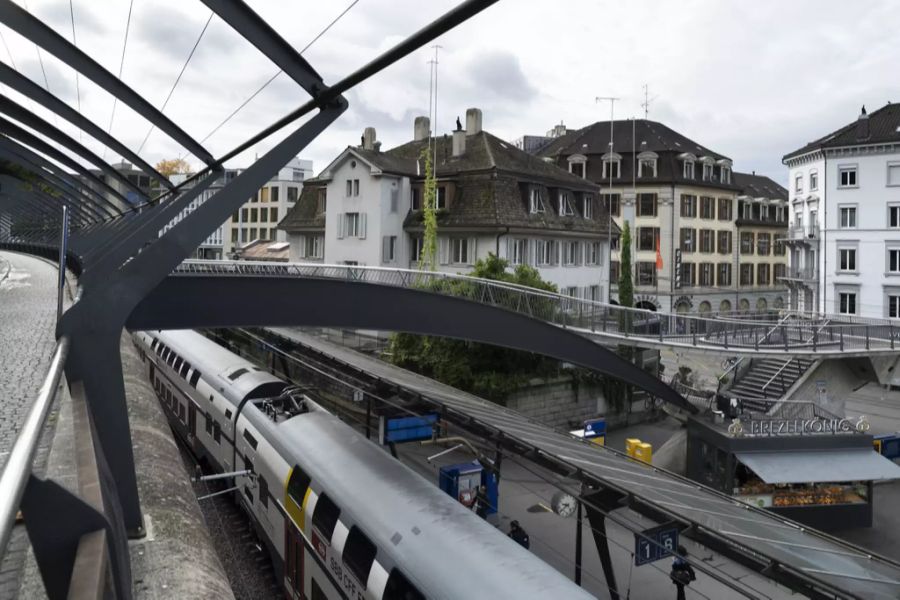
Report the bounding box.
[439,238,449,265]
[506,237,513,262]
[336,213,344,239]
[468,237,477,264]
[298,235,307,258]
[360,213,367,239]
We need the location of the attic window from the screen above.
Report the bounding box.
[436,186,447,210]
[529,188,546,214]
[683,161,695,179]
[583,194,594,219]
[567,154,587,178]
[559,192,575,217]
[637,152,658,178]
[601,152,621,179]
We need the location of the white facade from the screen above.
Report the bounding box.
[785,148,900,318]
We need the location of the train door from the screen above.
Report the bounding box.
[188,403,197,439]
[284,522,304,599]
[149,364,155,385]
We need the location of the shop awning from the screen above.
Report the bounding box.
[736,449,900,484]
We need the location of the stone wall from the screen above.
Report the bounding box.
[504,377,606,430]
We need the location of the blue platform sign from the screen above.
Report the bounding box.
[381,413,439,444]
[583,418,606,440]
[634,522,679,566]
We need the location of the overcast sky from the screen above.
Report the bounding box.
[3,0,899,186]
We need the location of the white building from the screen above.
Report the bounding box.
[280,109,617,300]
[782,103,900,318]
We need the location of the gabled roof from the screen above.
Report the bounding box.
[783,103,900,161]
[733,171,788,201]
[318,146,419,179]
[538,119,730,162]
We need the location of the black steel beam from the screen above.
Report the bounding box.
[128,275,693,412]
[0,0,215,167]
[0,94,146,199]
[0,62,172,189]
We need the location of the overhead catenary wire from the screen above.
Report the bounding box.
[103,0,134,162]
[136,11,214,156]
[67,0,82,143]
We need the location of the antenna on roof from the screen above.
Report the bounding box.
[641,83,658,119]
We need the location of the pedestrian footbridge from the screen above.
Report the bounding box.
[173,260,900,358]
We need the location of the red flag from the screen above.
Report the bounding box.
[655,232,663,270]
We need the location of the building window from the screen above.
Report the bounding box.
[702,163,714,181]
[794,174,803,193]
[586,241,602,265]
[758,263,770,286]
[610,236,620,251]
[757,233,770,256]
[681,262,696,287]
[839,166,858,188]
[717,263,732,287]
[775,263,786,279]
[889,295,900,318]
[436,186,447,210]
[839,292,857,315]
[720,166,731,184]
[382,236,397,263]
[603,193,620,217]
[839,206,857,228]
[602,159,620,179]
[411,237,423,262]
[699,229,714,253]
[341,212,365,238]
[889,248,900,273]
[739,263,754,287]
[249,227,258,240]
[679,228,696,252]
[529,188,545,214]
[231,229,238,243]
[610,260,620,282]
[699,263,714,286]
[700,196,714,219]
[271,186,280,203]
[583,195,594,219]
[559,192,575,216]
[888,163,900,187]
[302,235,323,259]
[890,205,900,228]
[637,262,656,285]
[509,238,529,265]
[809,171,818,191]
[410,188,421,211]
[287,186,299,202]
[562,241,581,266]
[450,238,473,265]
[740,232,754,255]
[680,195,697,218]
[839,248,857,272]
[638,227,659,251]
[534,239,558,266]
[717,198,732,221]
[637,193,657,217]
[570,162,585,178]
[316,189,326,213]
[774,240,785,256]
[683,161,695,179]
[637,157,657,178]
[258,187,268,202]
[716,230,732,254]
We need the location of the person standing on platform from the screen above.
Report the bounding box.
[670,545,696,600]
[508,520,530,549]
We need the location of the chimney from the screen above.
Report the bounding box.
[362,127,377,150]
[466,108,483,135]
[452,129,466,157]
[373,141,382,153]
[414,116,431,141]
[856,105,869,140]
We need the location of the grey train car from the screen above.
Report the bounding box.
[133,329,593,600]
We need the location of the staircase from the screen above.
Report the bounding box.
[727,357,815,413]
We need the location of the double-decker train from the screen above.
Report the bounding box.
[133,329,593,600]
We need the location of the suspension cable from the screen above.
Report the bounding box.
[103,0,134,161]
[67,0,82,143]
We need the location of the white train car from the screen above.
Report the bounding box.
[133,329,594,600]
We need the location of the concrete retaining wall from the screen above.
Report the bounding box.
[505,377,606,430]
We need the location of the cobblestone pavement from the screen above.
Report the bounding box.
[0,251,61,599]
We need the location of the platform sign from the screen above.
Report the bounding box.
[380,413,439,444]
[634,522,679,566]
[583,418,606,440]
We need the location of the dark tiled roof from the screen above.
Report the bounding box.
[278,182,325,231]
[733,171,788,201]
[783,103,900,161]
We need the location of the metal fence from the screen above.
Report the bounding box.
[174,260,900,356]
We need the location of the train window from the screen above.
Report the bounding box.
[228,368,249,381]
[166,388,172,403]
[174,357,183,371]
[179,403,185,421]
[205,413,213,435]
[312,493,340,540]
[242,429,258,451]
[287,467,311,508]
[179,362,190,378]
[160,347,169,361]
[213,422,221,444]
[258,476,268,509]
[311,579,327,600]
[150,339,158,352]
[383,569,425,600]
[225,409,233,420]
[190,371,201,388]
[342,526,377,586]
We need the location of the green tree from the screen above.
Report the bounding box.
[617,220,633,308]
[614,220,636,413]
[388,253,561,401]
[418,147,438,270]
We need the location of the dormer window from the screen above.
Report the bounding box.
[567,154,587,178]
[583,194,594,219]
[559,192,575,216]
[700,156,715,181]
[637,151,658,178]
[717,159,732,184]
[678,153,696,179]
[529,188,545,214]
[601,152,621,179]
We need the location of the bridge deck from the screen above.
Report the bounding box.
[268,326,900,600]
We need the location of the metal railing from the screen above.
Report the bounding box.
[760,357,801,398]
[786,224,820,241]
[173,260,900,356]
[780,266,818,281]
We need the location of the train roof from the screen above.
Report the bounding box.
[147,329,284,404]
[273,410,592,599]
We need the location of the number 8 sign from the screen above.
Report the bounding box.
[634,523,679,566]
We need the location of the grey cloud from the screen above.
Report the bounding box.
[36,0,107,36]
[17,58,77,104]
[133,8,239,63]
[465,50,536,103]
